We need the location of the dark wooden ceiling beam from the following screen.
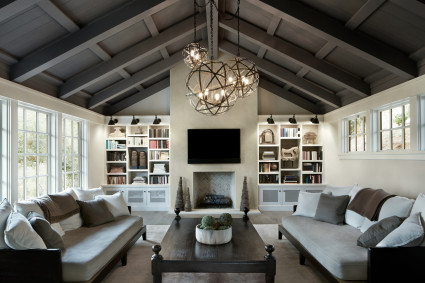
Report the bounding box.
[250,0,417,78]
[345,0,386,29]
[259,79,321,114]
[206,0,218,59]
[108,78,170,115]
[88,52,181,109]
[144,15,170,59]
[0,0,42,23]
[257,15,281,59]
[220,41,341,108]
[220,18,370,97]
[59,15,206,99]
[10,0,179,83]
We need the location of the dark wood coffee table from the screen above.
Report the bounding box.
[151,218,276,282]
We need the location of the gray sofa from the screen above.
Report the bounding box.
[279,188,425,283]
[0,193,146,283]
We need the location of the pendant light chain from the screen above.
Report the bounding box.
[193,0,197,43]
[209,0,214,60]
[237,0,240,57]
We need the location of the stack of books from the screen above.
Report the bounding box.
[283,175,298,184]
[153,164,167,173]
[262,151,276,160]
[132,176,146,185]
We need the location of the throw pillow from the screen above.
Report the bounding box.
[360,218,377,233]
[314,194,350,225]
[14,200,44,217]
[345,209,366,229]
[357,216,404,248]
[51,223,65,236]
[377,212,424,247]
[64,188,79,200]
[95,192,129,218]
[378,196,414,221]
[324,185,355,196]
[27,212,65,249]
[59,213,83,232]
[74,187,104,201]
[293,191,330,218]
[410,193,425,246]
[4,212,47,250]
[0,198,13,248]
[77,199,114,227]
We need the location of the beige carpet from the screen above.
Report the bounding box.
[103,224,328,283]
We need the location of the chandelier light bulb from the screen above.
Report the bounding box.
[228,57,259,98]
[182,43,208,68]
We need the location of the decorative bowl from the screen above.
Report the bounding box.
[195,224,232,245]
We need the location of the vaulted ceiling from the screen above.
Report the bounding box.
[1,0,425,115]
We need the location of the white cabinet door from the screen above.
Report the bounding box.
[260,187,283,205]
[127,189,147,209]
[146,188,169,207]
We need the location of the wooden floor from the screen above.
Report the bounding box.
[133,210,292,225]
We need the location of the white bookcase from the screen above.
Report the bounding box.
[104,122,170,211]
[257,120,325,210]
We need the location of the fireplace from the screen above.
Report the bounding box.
[193,172,235,209]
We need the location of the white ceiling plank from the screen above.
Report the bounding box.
[0,0,42,23]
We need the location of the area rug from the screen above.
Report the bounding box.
[103,224,327,283]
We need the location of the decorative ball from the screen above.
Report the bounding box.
[201,215,215,228]
[182,43,208,68]
[219,213,233,227]
[228,56,259,98]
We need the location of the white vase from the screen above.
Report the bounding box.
[195,224,232,245]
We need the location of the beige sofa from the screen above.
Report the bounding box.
[0,191,146,283]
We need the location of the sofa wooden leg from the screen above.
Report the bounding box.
[278,231,282,240]
[121,254,127,266]
[299,253,305,265]
[142,231,147,240]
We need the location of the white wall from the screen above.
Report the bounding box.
[324,75,425,199]
[258,87,313,115]
[169,55,259,209]
[115,87,170,115]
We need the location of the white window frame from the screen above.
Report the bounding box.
[342,112,367,153]
[419,95,425,151]
[17,104,57,200]
[0,97,10,199]
[372,99,411,152]
[62,115,87,190]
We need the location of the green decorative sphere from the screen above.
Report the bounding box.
[204,226,214,230]
[219,213,233,227]
[218,226,229,230]
[201,215,215,228]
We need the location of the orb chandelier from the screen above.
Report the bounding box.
[186,0,237,116]
[229,0,259,98]
[182,0,208,68]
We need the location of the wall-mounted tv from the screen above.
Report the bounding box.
[188,129,241,164]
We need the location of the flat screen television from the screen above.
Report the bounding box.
[188,129,241,164]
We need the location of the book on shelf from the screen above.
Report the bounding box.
[106,140,126,149]
[132,176,147,185]
[302,150,323,161]
[149,140,169,149]
[153,163,167,173]
[127,137,148,147]
[149,128,169,138]
[262,151,276,160]
[281,127,300,138]
[259,174,279,184]
[303,174,322,184]
[107,151,126,162]
[108,176,126,184]
[150,150,169,160]
[283,175,298,184]
[150,175,169,184]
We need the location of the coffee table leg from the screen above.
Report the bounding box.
[151,245,163,283]
[264,244,276,283]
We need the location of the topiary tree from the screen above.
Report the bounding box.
[240,176,250,211]
[175,177,184,210]
[184,187,192,212]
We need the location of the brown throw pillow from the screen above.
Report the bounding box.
[27,211,64,249]
[76,199,114,227]
[357,216,404,248]
[314,194,350,225]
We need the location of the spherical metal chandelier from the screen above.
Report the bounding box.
[186,60,237,116]
[228,56,259,98]
[182,43,208,68]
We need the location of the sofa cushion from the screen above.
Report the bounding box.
[357,216,403,248]
[314,194,349,225]
[74,187,104,201]
[377,213,424,247]
[282,215,367,280]
[293,191,330,218]
[59,213,83,232]
[378,196,414,221]
[0,198,13,248]
[77,199,114,227]
[95,192,129,218]
[27,212,64,249]
[360,218,377,233]
[14,200,44,217]
[324,185,355,196]
[411,193,425,246]
[61,215,143,282]
[4,211,46,250]
[345,210,365,229]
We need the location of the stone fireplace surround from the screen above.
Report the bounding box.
[193,172,235,209]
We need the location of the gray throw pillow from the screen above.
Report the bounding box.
[76,199,114,227]
[357,216,404,248]
[314,194,350,225]
[27,211,64,249]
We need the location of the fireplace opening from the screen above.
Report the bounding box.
[193,172,235,209]
[200,194,232,208]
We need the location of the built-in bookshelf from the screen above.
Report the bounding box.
[105,124,170,186]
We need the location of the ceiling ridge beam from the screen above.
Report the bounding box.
[144,15,169,59]
[0,0,42,23]
[257,15,281,59]
[220,41,341,108]
[259,79,320,114]
[10,0,180,83]
[108,77,170,115]
[59,15,206,99]
[220,19,370,97]
[206,0,218,59]
[88,52,181,109]
[248,0,417,78]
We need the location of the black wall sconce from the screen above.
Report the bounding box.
[267,114,274,124]
[108,116,118,125]
[153,115,161,124]
[310,115,319,124]
[289,114,297,124]
[131,115,139,125]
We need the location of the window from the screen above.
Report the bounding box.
[377,102,410,151]
[343,114,366,152]
[62,117,84,190]
[17,106,52,201]
[0,97,9,199]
